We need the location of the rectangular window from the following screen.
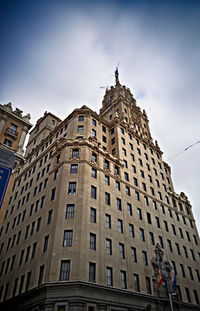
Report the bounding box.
[92,153,97,162]
[149,232,155,245]
[90,207,96,223]
[137,208,142,220]
[38,265,45,286]
[120,270,127,289]
[135,191,140,201]
[91,186,97,199]
[43,235,49,253]
[90,233,96,250]
[116,198,122,210]
[116,181,120,190]
[60,260,70,280]
[131,247,137,262]
[92,129,96,137]
[47,210,53,224]
[129,224,134,237]
[142,251,148,266]
[105,192,110,205]
[146,277,152,294]
[105,214,111,228]
[89,262,96,282]
[127,203,132,215]
[68,182,76,195]
[118,219,123,233]
[140,228,145,241]
[72,149,79,158]
[63,230,73,247]
[51,187,56,200]
[31,242,37,260]
[104,160,109,169]
[133,274,140,292]
[106,267,113,286]
[92,168,97,178]
[77,125,84,132]
[105,175,110,185]
[19,275,25,294]
[66,204,75,218]
[70,164,78,173]
[106,239,112,255]
[78,115,84,121]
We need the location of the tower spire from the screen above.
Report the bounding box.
[115,66,120,86]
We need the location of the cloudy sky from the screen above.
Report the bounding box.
[0,0,200,232]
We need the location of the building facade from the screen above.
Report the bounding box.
[0,102,32,226]
[0,71,199,311]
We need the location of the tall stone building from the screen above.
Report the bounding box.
[0,71,199,311]
[0,102,32,226]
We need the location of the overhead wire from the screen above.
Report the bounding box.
[167,140,200,160]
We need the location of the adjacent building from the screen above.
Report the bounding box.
[0,71,199,311]
[0,102,32,226]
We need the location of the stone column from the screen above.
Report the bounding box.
[0,118,6,133]
[17,126,28,155]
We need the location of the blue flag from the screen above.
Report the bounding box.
[173,270,176,292]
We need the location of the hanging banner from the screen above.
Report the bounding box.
[0,165,12,209]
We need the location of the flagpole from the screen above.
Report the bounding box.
[168,293,174,311]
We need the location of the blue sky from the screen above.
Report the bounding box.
[0,0,200,232]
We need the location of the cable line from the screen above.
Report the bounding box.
[167,140,200,160]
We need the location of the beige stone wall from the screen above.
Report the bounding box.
[0,99,199,305]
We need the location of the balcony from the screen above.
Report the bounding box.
[5,127,18,139]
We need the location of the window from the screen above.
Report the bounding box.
[133,274,140,292]
[164,220,168,232]
[70,164,78,174]
[38,265,45,286]
[139,159,143,166]
[92,129,96,137]
[133,177,138,186]
[190,248,195,261]
[77,125,84,132]
[142,251,148,266]
[78,115,84,121]
[115,166,119,175]
[131,247,137,262]
[147,212,152,224]
[146,277,152,294]
[131,153,135,161]
[175,243,180,255]
[122,148,126,156]
[105,192,110,205]
[149,232,155,245]
[180,263,185,277]
[132,165,136,173]
[188,266,194,280]
[111,137,115,145]
[106,239,112,255]
[36,217,41,232]
[92,168,97,178]
[51,188,56,200]
[126,186,130,196]
[47,210,53,224]
[129,224,134,237]
[167,239,173,252]
[185,288,191,303]
[4,138,12,147]
[127,203,132,215]
[102,125,106,133]
[129,143,133,150]
[68,182,76,195]
[43,235,49,253]
[31,242,37,260]
[63,230,73,247]
[123,159,128,168]
[105,175,110,185]
[153,201,157,210]
[92,152,97,162]
[118,219,123,233]
[140,170,144,178]
[90,208,96,223]
[102,135,106,143]
[104,160,109,169]
[92,119,97,126]
[106,267,113,286]
[120,271,127,289]
[90,233,96,250]
[135,191,140,201]
[179,227,183,238]
[158,191,162,200]
[89,262,96,282]
[183,246,188,258]
[171,224,176,235]
[72,149,79,158]
[105,214,111,228]
[116,198,122,210]
[146,163,150,171]
[121,137,126,145]
[119,243,125,259]
[159,236,164,248]
[60,260,70,280]
[116,181,120,190]
[144,196,149,205]
[137,208,142,220]
[139,228,145,241]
